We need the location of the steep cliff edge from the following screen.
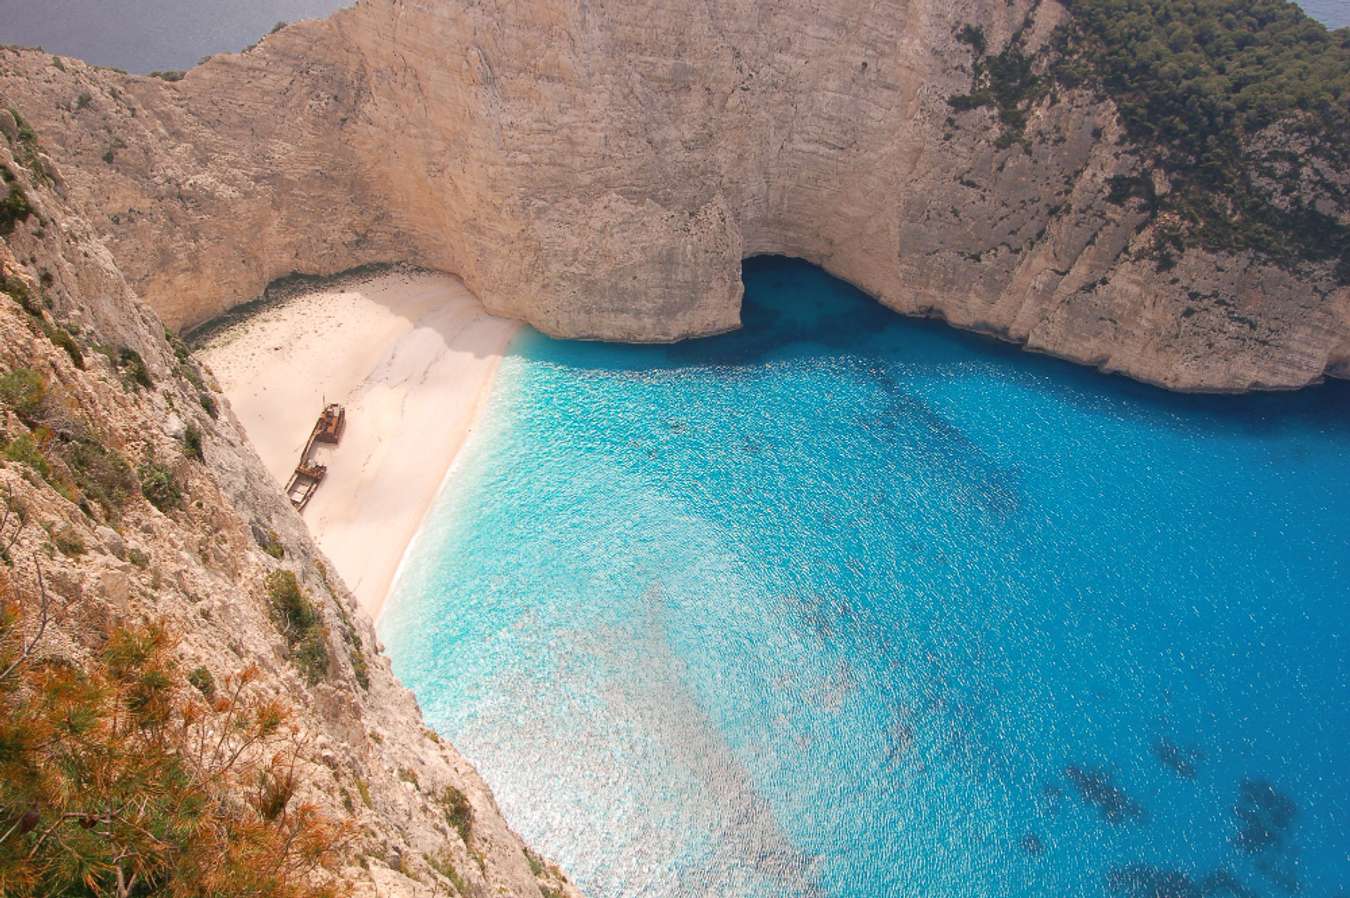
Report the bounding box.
[0,118,577,897]
[2,0,1347,391]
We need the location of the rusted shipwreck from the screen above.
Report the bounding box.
[286,403,345,511]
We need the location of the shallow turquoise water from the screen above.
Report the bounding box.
[380,257,1350,898]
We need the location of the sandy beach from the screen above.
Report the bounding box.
[199,270,518,618]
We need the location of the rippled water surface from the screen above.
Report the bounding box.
[381,257,1350,898]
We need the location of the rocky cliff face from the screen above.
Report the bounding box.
[0,115,577,898]
[1,0,1347,392]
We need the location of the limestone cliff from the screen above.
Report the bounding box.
[2,0,1347,392]
[4,0,1350,390]
[0,117,577,897]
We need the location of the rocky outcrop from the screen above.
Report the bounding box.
[0,118,577,898]
[1,0,1346,391]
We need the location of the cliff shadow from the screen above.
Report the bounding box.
[506,254,1350,442]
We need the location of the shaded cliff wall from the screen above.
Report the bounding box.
[1,0,1347,391]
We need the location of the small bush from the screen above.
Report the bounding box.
[75,92,92,110]
[179,362,206,391]
[183,423,204,462]
[440,785,473,845]
[3,432,51,481]
[426,851,469,895]
[165,327,192,363]
[127,546,149,567]
[0,179,32,236]
[956,23,987,56]
[293,630,330,683]
[0,268,85,367]
[64,436,136,516]
[137,460,181,512]
[187,665,216,698]
[1,271,40,316]
[264,570,329,684]
[348,643,369,690]
[0,368,47,424]
[334,613,370,691]
[147,70,185,82]
[256,527,285,559]
[41,319,84,368]
[117,347,153,389]
[266,570,319,633]
[199,392,218,419]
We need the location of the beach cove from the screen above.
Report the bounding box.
[193,257,1350,897]
[197,269,518,616]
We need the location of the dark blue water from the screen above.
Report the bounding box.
[380,257,1350,898]
[0,0,1343,74]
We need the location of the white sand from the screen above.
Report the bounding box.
[199,270,518,618]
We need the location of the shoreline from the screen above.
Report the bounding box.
[376,347,506,625]
[198,269,519,618]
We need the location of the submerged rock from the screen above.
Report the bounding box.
[1153,737,1201,780]
[1234,778,1297,855]
[1065,764,1146,824]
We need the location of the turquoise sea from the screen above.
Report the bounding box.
[380,257,1350,898]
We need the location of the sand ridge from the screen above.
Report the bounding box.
[199,270,519,617]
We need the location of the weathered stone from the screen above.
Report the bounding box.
[96,525,126,559]
[0,119,577,898]
[0,0,1343,391]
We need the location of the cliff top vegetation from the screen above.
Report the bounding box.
[1058,0,1349,277]
[953,0,1347,278]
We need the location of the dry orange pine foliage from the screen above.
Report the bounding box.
[0,560,352,898]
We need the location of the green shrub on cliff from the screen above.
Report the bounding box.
[0,273,86,369]
[1055,0,1350,276]
[116,346,153,389]
[949,25,1045,148]
[39,319,84,368]
[0,166,32,236]
[2,432,52,482]
[0,273,39,316]
[65,435,136,515]
[1,369,136,516]
[187,664,216,697]
[951,0,1348,277]
[439,784,473,845]
[265,569,330,683]
[183,422,204,461]
[138,459,181,511]
[0,369,46,424]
